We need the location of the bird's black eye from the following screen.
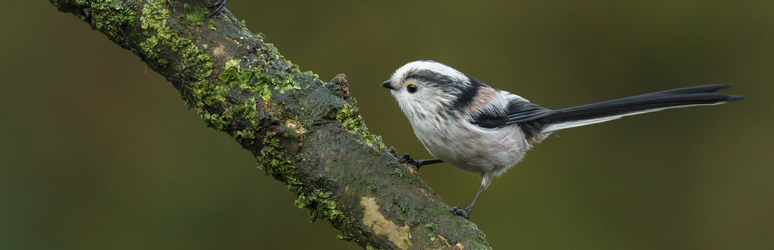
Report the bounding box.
[406,82,418,93]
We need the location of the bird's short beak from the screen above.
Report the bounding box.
[381,80,394,90]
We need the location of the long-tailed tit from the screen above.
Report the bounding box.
[381,60,743,219]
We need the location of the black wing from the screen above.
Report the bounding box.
[470,98,554,132]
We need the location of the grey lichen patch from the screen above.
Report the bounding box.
[336,103,386,150]
[285,119,307,135]
[361,197,412,250]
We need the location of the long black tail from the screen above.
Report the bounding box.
[537,84,744,132]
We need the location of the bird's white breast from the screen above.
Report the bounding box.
[401,89,532,177]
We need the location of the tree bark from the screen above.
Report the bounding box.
[49,1,491,249]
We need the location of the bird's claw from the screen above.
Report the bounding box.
[399,154,443,170]
[206,0,228,18]
[450,205,472,219]
[399,153,420,168]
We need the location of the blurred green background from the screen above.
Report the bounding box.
[1,1,772,249]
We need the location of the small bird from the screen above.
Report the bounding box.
[381,60,743,219]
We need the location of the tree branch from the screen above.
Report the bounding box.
[49,0,491,249]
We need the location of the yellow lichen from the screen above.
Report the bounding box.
[436,234,465,249]
[360,197,412,250]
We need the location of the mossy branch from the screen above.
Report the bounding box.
[49,0,491,249]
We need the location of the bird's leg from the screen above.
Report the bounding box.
[206,0,228,18]
[451,174,491,219]
[399,153,443,170]
[450,184,485,219]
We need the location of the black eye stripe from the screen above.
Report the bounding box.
[404,69,454,87]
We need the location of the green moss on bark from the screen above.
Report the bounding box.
[183,3,206,26]
[258,132,352,233]
[51,0,136,48]
[337,103,386,150]
[139,0,213,81]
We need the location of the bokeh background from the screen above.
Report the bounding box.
[2,1,772,249]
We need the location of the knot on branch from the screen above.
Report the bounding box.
[330,74,351,99]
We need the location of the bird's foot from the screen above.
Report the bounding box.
[450,205,472,220]
[206,0,228,18]
[399,153,421,168]
[398,154,443,170]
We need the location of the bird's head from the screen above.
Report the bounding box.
[381,60,477,121]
